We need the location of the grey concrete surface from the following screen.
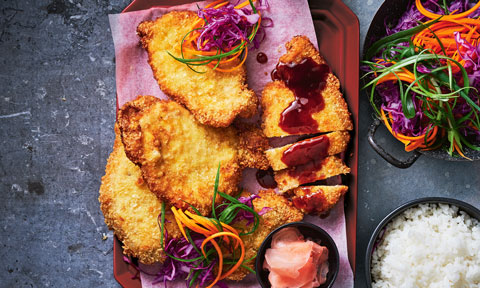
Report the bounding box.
[0,0,478,287]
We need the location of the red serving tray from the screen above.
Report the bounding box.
[113,1,359,287]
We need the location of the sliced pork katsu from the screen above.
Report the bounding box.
[261,35,353,137]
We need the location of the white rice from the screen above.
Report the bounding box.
[371,203,480,288]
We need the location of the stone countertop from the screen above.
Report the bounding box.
[0,0,478,287]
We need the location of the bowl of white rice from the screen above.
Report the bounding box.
[365,197,480,288]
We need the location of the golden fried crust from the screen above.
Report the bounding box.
[291,185,348,214]
[99,125,181,264]
[274,156,350,193]
[228,190,304,281]
[261,36,353,137]
[118,96,242,216]
[279,35,323,64]
[265,131,350,171]
[236,124,270,170]
[137,11,257,128]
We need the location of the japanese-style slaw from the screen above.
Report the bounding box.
[363,0,480,158]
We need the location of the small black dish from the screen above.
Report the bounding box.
[365,197,480,287]
[255,222,339,288]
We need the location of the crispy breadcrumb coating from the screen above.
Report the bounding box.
[118,95,241,216]
[261,36,353,137]
[274,156,350,193]
[236,124,270,170]
[99,125,181,264]
[117,95,268,215]
[137,11,257,128]
[291,185,348,214]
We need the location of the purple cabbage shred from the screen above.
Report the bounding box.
[236,194,272,225]
[151,232,225,288]
[387,0,480,35]
[125,193,272,288]
[373,0,480,139]
[196,0,271,51]
[377,82,426,136]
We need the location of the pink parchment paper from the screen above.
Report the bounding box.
[109,1,354,287]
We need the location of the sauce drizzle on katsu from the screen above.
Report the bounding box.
[292,188,329,214]
[287,159,324,184]
[271,58,330,134]
[281,135,330,167]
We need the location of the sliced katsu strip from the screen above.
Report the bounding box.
[228,190,304,281]
[266,131,350,171]
[137,11,257,128]
[117,95,241,216]
[291,185,348,214]
[261,35,353,137]
[275,156,350,193]
[99,125,181,264]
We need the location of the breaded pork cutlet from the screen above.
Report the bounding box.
[266,131,350,171]
[228,190,304,281]
[290,185,348,214]
[262,36,353,137]
[137,11,257,128]
[99,125,181,264]
[118,95,240,216]
[118,95,268,216]
[275,156,350,193]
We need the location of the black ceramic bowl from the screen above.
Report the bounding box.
[363,0,480,168]
[255,222,339,288]
[365,197,480,287]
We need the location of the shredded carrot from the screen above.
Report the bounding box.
[374,3,480,158]
[171,207,211,235]
[377,72,416,85]
[185,211,239,236]
[408,8,480,73]
[170,207,188,240]
[380,109,438,151]
[203,238,223,288]
[405,141,423,152]
[235,0,257,9]
[205,0,226,8]
[171,207,247,286]
[214,1,229,9]
[202,232,245,280]
[416,0,480,20]
[184,211,239,246]
[453,140,472,160]
[175,0,261,72]
[211,47,249,72]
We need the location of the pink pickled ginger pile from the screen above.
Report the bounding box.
[264,227,329,288]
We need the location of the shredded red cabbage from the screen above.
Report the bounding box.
[453,31,480,142]
[378,82,427,136]
[236,194,272,225]
[386,0,480,35]
[196,0,271,51]
[374,0,480,139]
[152,231,225,288]
[130,194,271,288]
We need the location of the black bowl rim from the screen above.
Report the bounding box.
[255,221,340,288]
[364,197,480,287]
